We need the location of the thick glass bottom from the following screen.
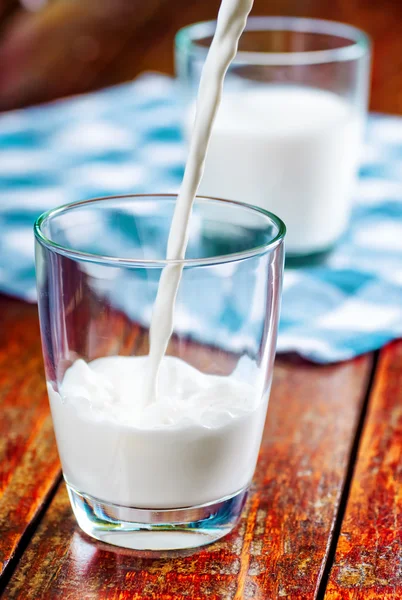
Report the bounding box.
[67,483,248,551]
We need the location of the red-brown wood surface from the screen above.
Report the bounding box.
[1,0,402,113]
[0,297,60,580]
[325,341,402,600]
[3,354,372,599]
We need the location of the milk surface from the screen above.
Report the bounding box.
[190,85,362,254]
[49,356,266,508]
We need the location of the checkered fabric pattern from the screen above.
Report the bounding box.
[0,73,401,363]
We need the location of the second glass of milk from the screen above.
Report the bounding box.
[35,194,285,551]
[176,17,371,258]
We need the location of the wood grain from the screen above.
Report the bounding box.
[325,341,402,599]
[0,296,60,581]
[4,354,372,599]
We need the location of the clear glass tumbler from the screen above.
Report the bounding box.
[35,194,285,551]
[176,17,371,259]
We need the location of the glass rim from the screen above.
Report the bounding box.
[175,16,371,66]
[34,194,286,268]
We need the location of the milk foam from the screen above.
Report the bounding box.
[49,356,266,508]
[58,356,256,428]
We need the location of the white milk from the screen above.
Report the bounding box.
[187,85,362,255]
[49,356,266,508]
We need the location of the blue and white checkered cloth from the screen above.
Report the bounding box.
[0,74,401,363]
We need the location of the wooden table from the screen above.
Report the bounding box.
[0,1,401,598]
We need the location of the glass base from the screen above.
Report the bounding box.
[67,483,248,551]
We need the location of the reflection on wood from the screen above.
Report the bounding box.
[0,297,60,580]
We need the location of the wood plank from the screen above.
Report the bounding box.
[325,341,402,599]
[0,296,60,581]
[4,354,372,599]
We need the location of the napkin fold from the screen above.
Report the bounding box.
[1,73,401,363]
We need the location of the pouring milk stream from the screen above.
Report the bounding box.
[49,0,270,511]
[144,0,254,404]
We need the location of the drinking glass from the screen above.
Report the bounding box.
[35,194,285,551]
[176,17,371,259]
